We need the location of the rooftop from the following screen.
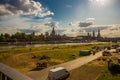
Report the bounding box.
[50,67,65,72]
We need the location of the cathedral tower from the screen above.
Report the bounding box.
[97,29,101,38]
[51,27,55,37]
[92,30,95,38]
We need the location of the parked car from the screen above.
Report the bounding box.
[116,47,120,53]
[48,67,70,80]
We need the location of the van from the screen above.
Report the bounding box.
[116,47,120,53]
[48,67,70,80]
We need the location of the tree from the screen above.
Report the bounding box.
[39,33,45,41]
[45,32,50,41]
[21,33,27,41]
[11,34,18,42]
[4,33,10,41]
[29,32,37,41]
[0,34,6,42]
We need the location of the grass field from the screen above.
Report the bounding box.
[97,53,120,80]
[0,42,118,74]
[67,48,120,80]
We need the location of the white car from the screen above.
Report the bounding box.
[48,67,70,80]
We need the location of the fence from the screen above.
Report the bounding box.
[0,63,32,80]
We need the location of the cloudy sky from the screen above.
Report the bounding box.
[0,0,120,37]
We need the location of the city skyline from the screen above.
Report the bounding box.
[0,0,120,37]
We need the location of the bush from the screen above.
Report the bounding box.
[40,55,51,61]
[36,61,47,69]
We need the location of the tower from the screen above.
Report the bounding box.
[87,32,91,37]
[87,32,90,37]
[92,30,95,38]
[97,29,101,38]
[51,27,55,37]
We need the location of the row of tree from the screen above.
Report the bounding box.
[0,32,68,42]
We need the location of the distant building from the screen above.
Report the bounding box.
[47,26,67,41]
[87,32,90,37]
[50,27,55,37]
[73,29,103,42]
[92,30,95,38]
[97,29,101,38]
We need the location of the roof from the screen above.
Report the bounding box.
[0,63,32,80]
[50,67,65,72]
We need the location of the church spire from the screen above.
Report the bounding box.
[51,26,55,36]
[87,32,91,37]
[92,30,95,38]
[97,29,101,38]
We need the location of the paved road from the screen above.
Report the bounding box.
[27,51,102,80]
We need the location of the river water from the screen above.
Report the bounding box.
[0,42,106,49]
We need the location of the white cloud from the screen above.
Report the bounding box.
[101,24,120,38]
[89,0,109,7]
[0,15,30,29]
[79,22,93,27]
[0,28,19,34]
[0,15,54,34]
[0,14,63,36]
[0,0,54,17]
[27,24,52,35]
[86,18,95,21]
[88,0,117,9]
[35,10,54,17]
[60,22,87,37]
[84,25,108,32]
[45,22,59,28]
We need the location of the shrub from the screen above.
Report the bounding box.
[40,55,51,61]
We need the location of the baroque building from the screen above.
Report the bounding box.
[50,27,55,37]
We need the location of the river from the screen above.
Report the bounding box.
[0,42,106,49]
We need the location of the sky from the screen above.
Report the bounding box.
[0,0,120,37]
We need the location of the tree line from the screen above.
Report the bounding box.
[0,32,68,42]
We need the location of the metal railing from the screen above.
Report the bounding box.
[0,63,32,80]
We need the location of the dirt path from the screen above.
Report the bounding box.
[27,51,102,80]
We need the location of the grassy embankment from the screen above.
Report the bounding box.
[0,42,114,74]
[67,43,120,80]
[97,52,120,80]
[67,56,120,80]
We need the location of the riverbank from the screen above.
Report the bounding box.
[0,42,112,74]
[0,42,109,49]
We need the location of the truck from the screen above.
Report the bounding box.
[48,67,70,80]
